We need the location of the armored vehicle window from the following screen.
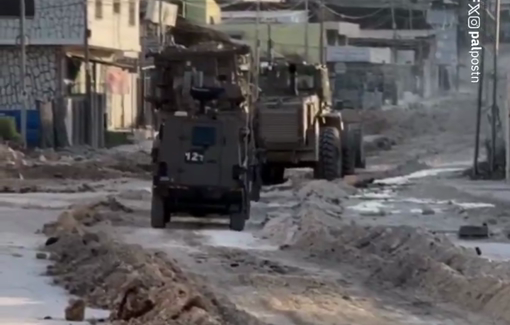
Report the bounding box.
[192,126,216,147]
[297,75,314,90]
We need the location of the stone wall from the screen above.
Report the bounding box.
[0,46,59,110]
[0,0,83,45]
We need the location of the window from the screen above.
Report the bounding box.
[113,0,120,14]
[227,32,243,40]
[95,0,103,19]
[192,126,216,147]
[297,75,314,90]
[128,0,136,26]
[177,1,185,17]
[326,30,337,46]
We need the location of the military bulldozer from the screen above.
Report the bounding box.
[146,43,258,231]
[255,62,365,185]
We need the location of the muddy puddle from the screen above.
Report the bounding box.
[346,166,510,260]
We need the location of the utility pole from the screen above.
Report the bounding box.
[83,0,94,147]
[158,0,164,49]
[254,0,260,99]
[390,0,397,63]
[19,0,27,148]
[473,3,488,176]
[318,0,325,64]
[267,24,273,64]
[506,71,510,181]
[304,0,309,61]
[490,0,501,174]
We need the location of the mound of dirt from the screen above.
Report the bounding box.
[362,94,477,145]
[0,144,151,180]
[261,179,510,323]
[42,200,268,325]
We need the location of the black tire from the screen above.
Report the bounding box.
[150,148,158,163]
[261,164,285,185]
[317,127,342,180]
[250,165,262,202]
[229,213,246,231]
[354,129,366,168]
[342,129,356,176]
[151,193,167,228]
[229,189,250,231]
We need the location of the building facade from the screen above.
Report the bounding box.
[215,21,359,62]
[0,0,141,129]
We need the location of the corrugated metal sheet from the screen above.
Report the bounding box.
[258,108,301,144]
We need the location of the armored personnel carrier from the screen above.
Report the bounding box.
[146,43,258,231]
[255,61,365,185]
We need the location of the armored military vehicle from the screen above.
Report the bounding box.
[146,43,258,231]
[255,61,364,185]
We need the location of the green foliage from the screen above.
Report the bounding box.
[0,117,21,142]
[106,131,133,148]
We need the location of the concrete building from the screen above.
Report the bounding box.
[185,0,222,25]
[215,21,360,62]
[0,0,141,130]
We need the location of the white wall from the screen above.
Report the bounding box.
[88,0,141,53]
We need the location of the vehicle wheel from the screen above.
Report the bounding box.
[354,129,366,168]
[273,167,285,184]
[342,126,357,176]
[342,147,356,176]
[261,164,285,185]
[342,130,356,176]
[250,165,262,202]
[317,127,342,180]
[229,190,250,231]
[151,193,167,228]
[229,213,246,231]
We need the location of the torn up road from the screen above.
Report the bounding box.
[3,92,510,324]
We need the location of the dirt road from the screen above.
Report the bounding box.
[3,92,510,324]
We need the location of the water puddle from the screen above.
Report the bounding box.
[453,238,510,261]
[375,167,464,185]
[199,230,278,251]
[346,167,495,231]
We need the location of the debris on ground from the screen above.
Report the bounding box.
[65,298,86,321]
[421,207,436,215]
[41,201,268,325]
[35,252,48,259]
[0,143,151,180]
[362,94,476,154]
[259,178,510,323]
[457,224,490,239]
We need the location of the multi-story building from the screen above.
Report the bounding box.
[215,20,360,63]
[0,0,141,130]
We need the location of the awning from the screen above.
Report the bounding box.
[66,51,138,72]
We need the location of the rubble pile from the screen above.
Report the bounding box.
[0,144,151,180]
[0,143,25,167]
[362,94,476,145]
[261,179,510,323]
[42,200,267,325]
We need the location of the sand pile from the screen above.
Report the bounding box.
[0,144,151,180]
[362,94,477,144]
[262,179,510,322]
[42,200,268,325]
[0,143,25,166]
